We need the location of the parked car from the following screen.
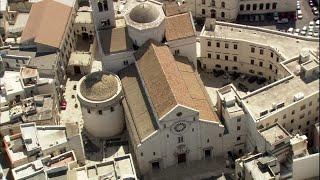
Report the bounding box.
[60,99,67,110]
[297,4,301,10]
[316,20,320,26]
[274,12,279,21]
[238,83,248,92]
[309,21,315,27]
[294,28,300,35]
[213,69,225,77]
[287,27,294,33]
[248,76,258,84]
[297,10,303,19]
[257,77,267,85]
[313,32,319,37]
[300,30,307,36]
[277,18,289,24]
[314,10,319,15]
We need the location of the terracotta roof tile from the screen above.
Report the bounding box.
[136,41,219,122]
[21,0,73,48]
[165,12,195,41]
[119,64,158,143]
[98,27,133,54]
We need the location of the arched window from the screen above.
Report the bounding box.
[221,11,225,18]
[221,2,225,8]
[98,2,103,12]
[272,2,277,9]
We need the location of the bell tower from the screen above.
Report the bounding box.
[90,0,116,30]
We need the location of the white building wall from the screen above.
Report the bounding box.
[102,51,135,73]
[199,36,288,82]
[81,102,124,137]
[166,36,197,68]
[190,0,296,21]
[292,153,320,180]
[135,105,226,175]
[127,22,165,47]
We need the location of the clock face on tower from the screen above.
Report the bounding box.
[171,121,188,134]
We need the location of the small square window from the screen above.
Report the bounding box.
[216,42,220,47]
[234,44,238,49]
[207,41,211,46]
[300,105,306,110]
[233,56,237,61]
[237,126,241,130]
[307,121,310,125]
[291,119,294,123]
[208,53,212,58]
[216,54,220,59]
[110,107,114,112]
[251,60,254,65]
[237,118,241,122]
[292,110,295,115]
[251,47,255,53]
[225,43,229,49]
[98,110,103,115]
[225,55,228,60]
[260,49,264,55]
[237,136,241,141]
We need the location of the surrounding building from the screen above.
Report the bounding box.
[20,0,77,84]
[183,0,296,21]
[2,122,85,168]
[67,154,137,180]
[11,150,77,180]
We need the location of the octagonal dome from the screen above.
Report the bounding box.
[129,3,160,23]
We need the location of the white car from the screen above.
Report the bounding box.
[294,29,300,35]
[297,4,301,10]
[302,26,308,31]
[288,27,294,33]
[308,31,313,36]
[309,26,314,33]
[300,30,307,36]
[309,21,315,27]
[297,10,303,19]
[316,20,320,26]
[313,32,319,37]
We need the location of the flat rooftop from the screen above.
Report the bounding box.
[75,11,92,24]
[201,22,319,60]
[260,124,290,146]
[70,154,136,180]
[244,60,319,120]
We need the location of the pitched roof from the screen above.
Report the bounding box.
[135,41,219,122]
[21,0,73,48]
[165,12,195,41]
[163,1,187,16]
[98,27,133,55]
[119,64,158,143]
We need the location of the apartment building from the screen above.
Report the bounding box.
[11,150,77,180]
[184,0,296,21]
[20,0,77,84]
[2,122,85,168]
